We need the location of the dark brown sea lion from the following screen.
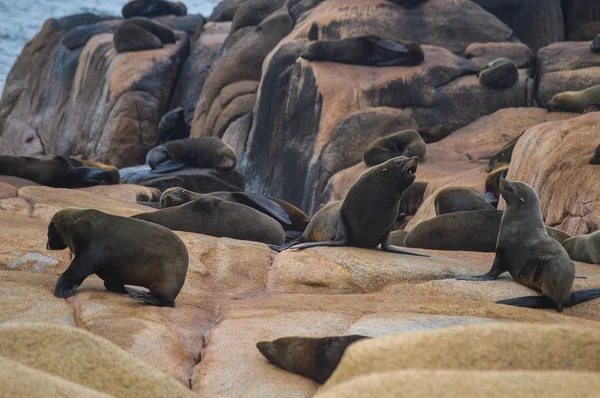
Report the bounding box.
[484,163,509,208]
[47,208,188,307]
[434,187,494,216]
[122,0,187,19]
[159,188,310,240]
[457,180,600,311]
[485,132,523,173]
[592,34,600,53]
[157,108,191,143]
[363,130,427,167]
[0,155,119,188]
[271,156,427,256]
[300,36,424,66]
[132,196,285,245]
[562,231,600,264]
[399,181,428,217]
[146,137,237,173]
[113,17,177,53]
[386,0,429,8]
[589,144,600,165]
[478,58,519,89]
[256,335,369,383]
[416,125,454,144]
[388,230,409,247]
[405,209,571,253]
[547,84,600,113]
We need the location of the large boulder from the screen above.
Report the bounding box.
[563,0,600,39]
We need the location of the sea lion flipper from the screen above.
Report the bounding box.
[565,289,600,307]
[231,192,292,225]
[125,286,174,307]
[456,255,507,281]
[63,166,115,187]
[381,233,429,257]
[368,37,409,54]
[54,250,102,299]
[496,295,557,309]
[150,160,188,174]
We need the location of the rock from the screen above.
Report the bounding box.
[0,323,195,397]
[569,21,600,41]
[465,42,533,70]
[504,112,600,235]
[563,0,600,39]
[210,0,248,21]
[536,41,600,107]
[169,22,231,124]
[231,0,286,34]
[191,8,294,138]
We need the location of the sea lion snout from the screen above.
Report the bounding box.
[256,341,281,366]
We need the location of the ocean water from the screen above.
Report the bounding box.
[0,0,221,94]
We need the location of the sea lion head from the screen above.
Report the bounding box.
[374,156,418,190]
[547,92,580,112]
[159,187,188,208]
[499,180,539,209]
[46,211,71,251]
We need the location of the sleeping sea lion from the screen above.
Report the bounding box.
[363,130,427,167]
[589,144,600,165]
[0,155,119,188]
[386,0,429,8]
[478,58,519,89]
[256,335,369,384]
[146,137,237,173]
[485,132,523,173]
[484,163,509,208]
[271,156,427,256]
[562,231,600,264]
[547,84,600,113]
[132,196,286,245]
[457,180,600,311]
[434,187,494,215]
[300,35,424,66]
[122,0,187,19]
[47,208,188,307]
[157,108,191,143]
[159,188,310,240]
[113,17,177,53]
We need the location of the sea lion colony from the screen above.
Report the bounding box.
[1,0,600,391]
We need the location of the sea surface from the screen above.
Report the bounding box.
[0,0,221,94]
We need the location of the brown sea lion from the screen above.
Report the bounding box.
[388,230,409,247]
[562,231,600,264]
[157,108,191,143]
[159,188,310,240]
[386,0,429,8]
[478,58,519,89]
[0,155,119,188]
[256,335,369,384]
[593,34,600,53]
[457,180,600,311]
[146,137,237,173]
[271,156,428,256]
[547,84,600,113]
[399,181,428,217]
[47,208,188,307]
[416,125,453,144]
[484,163,509,208]
[363,130,427,167]
[122,0,187,19]
[485,132,523,173]
[405,209,571,253]
[434,187,494,216]
[132,196,285,245]
[589,144,600,165]
[300,36,424,66]
[113,17,177,54]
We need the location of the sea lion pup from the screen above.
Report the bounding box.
[0,155,119,188]
[547,84,600,113]
[590,144,600,165]
[256,335,369,384]
[363,130,427,167]
[478,58,519,89]
[434,187,494,216]
[157,108,191,143]
[113,17,177,53]
[593,35,600,53]
[159,188,310,240]
[146,137,237,173]
[132,196,286,245]
[271,156,428,256]
[484,163,509,208]
[562,231,600,264]
[47,208,188,307]
[485,132,524,173]
[300,36,424,67]
[122,0,187,19]
[456,180,600,311]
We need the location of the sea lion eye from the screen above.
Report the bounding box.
[519,198,525,203]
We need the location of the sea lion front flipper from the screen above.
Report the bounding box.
[381,232,430,257]
[232,192,292,226]
[150,160,188,174]
[54,249,102,299]
[496,295,557,309]
[456,255,507,281]
[367,37,409,54]
[564,289,600,307]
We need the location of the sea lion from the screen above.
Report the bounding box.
[562,231,600,264]
[256,335,369,384]
[547,84,600,113]
[456,180,600,311]
[478,58,519,89]
[363,130,427,167]
[484,163,509,208]
[485,132,523,173]
[386,0,429,8]
[47,208,188,307]
[122,0,187,19]
[416,125,453,144]
[388,229,409,246]
[300,35,424,66]
[158,108,191,143]
[271,156,427,256]
[593,35,600,53]
[434,187,494,216]
[158,188,310,240]
[399,181,428,217]
[0,155,119,188]
[146,137,237,173]
[405,209,571,252]
[113,17,177,53]
[132,196,286,245]
[590,144,600,165]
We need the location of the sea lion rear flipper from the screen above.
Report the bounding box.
[125,286,174,307]
[496,295,557,309]
[268,239,304,252]
[150,160,188,174]
[231,192,292,225]
[564,289,600,307]
[368,37,409,54]
[381,232,429,257]
[290,240,347,251]
[456,255,507,281]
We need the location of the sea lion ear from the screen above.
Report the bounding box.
[519,197,525,203]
